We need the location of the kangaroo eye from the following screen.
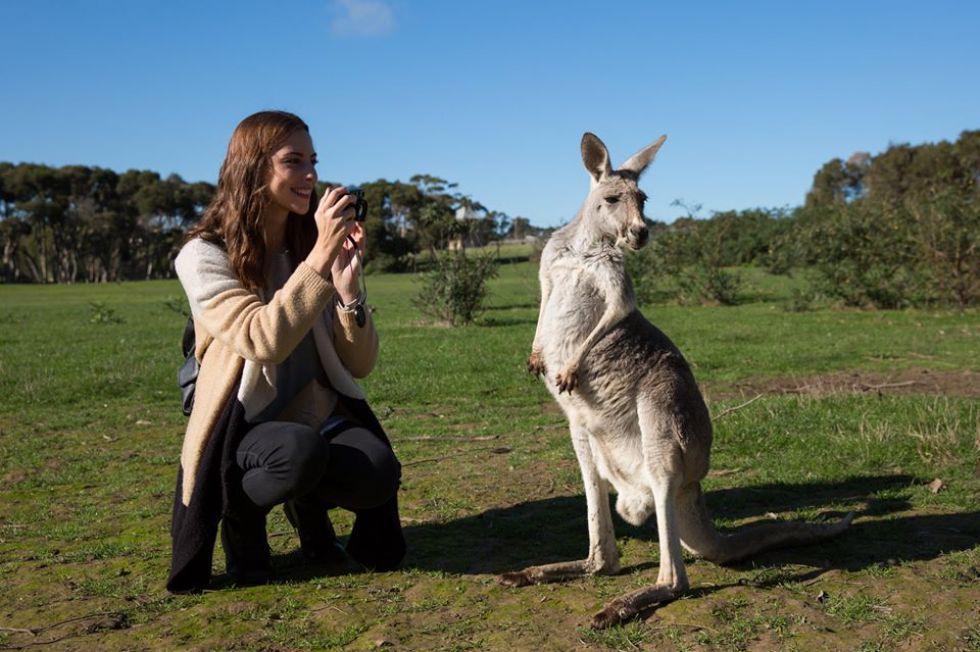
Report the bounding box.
[604,196,620,204]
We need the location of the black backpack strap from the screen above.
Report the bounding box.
[181,316,196,358]
[178,316,198,417]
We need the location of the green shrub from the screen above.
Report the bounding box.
[413,251,498,325]
[907,187,979,308]
[650,220,743,306]
[88,301,123,324]
[784,287,818,312]
[801,199,927,308]
[624,245,663,306]
[671,263,742,306]
[796,131,979,309]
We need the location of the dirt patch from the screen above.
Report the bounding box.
[708,368,980,400]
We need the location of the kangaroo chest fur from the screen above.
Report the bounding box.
[541,249,620,363]
[539,242,642,434]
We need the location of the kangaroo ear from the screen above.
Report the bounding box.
[581,132,612,184]
[619,135,667,178]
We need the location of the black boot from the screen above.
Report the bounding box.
[283,496,363,573]
[346,494,406,572]
[220,506,271,586]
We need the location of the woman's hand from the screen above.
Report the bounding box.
[306,186,356,278]
[331,222,366,304]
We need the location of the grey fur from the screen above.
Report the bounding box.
[500,132,854,629]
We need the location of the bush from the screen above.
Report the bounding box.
[650,220,743,306]
[624,245,663,306]
[795,131,979,309]
[784,287,819,312]
[800,200,926,309]
[413,251,498,325]
[679,264,743,306]
[88,302,123,324]
[907,187,979,308]
[650,260,743,307]
[612,216,746,307]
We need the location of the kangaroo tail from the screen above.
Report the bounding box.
[676,484,854,565]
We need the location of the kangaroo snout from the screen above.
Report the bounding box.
[628,223,649,249]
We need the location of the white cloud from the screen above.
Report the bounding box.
[330,0,395,37]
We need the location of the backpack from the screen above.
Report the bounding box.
[177,316,198,417]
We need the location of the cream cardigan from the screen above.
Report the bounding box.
[174,238,378,505]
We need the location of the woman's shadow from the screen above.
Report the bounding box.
[257,473,977,586]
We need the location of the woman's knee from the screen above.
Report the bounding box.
[328,428,401,509]
[239,422,329,502]
[366,446,401,506]
[277,425,330,486]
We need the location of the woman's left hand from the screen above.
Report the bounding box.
[331,222,365,304]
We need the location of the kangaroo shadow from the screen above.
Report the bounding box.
[397,474,980,576]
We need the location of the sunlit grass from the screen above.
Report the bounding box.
[0,263,977,650]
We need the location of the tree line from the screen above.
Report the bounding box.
[0,164,212,283]
[0,164,540,283]
[3,129,977,309]
[628,129,979,308]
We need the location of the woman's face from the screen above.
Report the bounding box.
[266,129,317,216]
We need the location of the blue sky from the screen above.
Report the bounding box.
[1,1,977,227]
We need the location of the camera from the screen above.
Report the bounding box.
[346,186,368,222]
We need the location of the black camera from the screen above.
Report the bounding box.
[346,186,368,222]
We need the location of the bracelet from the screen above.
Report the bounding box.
[337,291,362,311]
[337,291,367,327]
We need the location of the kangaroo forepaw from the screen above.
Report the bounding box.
[526,351,546,377]
[498,570,534,588]
[555,365,579,393]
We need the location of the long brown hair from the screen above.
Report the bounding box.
[188,110,319,291]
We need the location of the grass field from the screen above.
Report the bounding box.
[0,261,978,651]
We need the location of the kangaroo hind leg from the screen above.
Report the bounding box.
[499,420,620,587]
[592,408,690,628]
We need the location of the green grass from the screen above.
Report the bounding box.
[0,262,978,651]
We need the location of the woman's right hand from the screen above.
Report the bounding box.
[307,186,356,277]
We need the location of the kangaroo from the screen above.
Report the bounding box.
[500,132,854,629]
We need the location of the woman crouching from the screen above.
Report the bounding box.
[167,110,404,592]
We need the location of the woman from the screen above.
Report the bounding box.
[167,110,405,593]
